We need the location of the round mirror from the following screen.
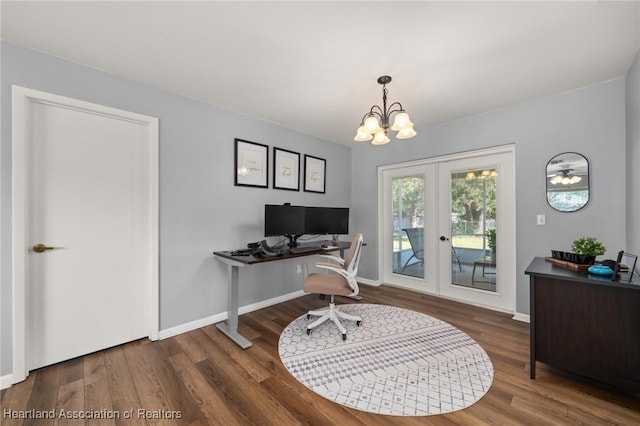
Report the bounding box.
[546,152,589,212]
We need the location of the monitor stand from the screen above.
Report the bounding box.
[285,234,300,248]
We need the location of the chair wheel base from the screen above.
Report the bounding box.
[306,328,312,336]
[356,320,362,327]
[342,333,347,341]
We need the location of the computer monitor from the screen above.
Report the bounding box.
[264,204,306,246]
[305,207,349,235]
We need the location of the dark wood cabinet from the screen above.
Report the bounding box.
[525,257,640,390]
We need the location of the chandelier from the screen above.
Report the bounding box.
[354,75,416,145]
[465,169,497,180]
[549,169,582,185]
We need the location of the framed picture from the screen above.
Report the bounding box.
[304,154,326,193]
[273,147,300,191]
[234,138,268,188]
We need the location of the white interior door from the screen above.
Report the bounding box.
[12,86,159,375]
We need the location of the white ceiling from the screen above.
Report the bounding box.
[2,1,639,146]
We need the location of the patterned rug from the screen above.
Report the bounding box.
[278,304,493,416]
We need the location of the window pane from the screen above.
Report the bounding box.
[450,168,497,292]
[392,175,424,279]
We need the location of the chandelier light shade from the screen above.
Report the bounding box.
[549,169,582,185]
[465,169,497,179]
[354,75,416,145]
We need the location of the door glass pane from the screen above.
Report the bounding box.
[450,168,497,292]
[392,175,424,278]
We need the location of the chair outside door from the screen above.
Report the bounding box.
[403,227,462,274]
[401,228,424,273]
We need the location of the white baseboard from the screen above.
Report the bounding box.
[512,312,530,323]
[159,289,306,340]
[1,373,16,390]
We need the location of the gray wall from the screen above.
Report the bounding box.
[627,50,640,255]
[0,42,351,376]
[351,77,628,315]
[2,40,637,378]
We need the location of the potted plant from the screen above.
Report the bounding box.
[486,228,496,256]
[571,237,606,265]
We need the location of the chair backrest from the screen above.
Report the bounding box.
[402,228,424,258]
[343,233,363,286]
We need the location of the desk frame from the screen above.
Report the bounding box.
[214,241,351,349]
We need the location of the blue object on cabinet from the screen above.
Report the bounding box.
[587,264,614,276]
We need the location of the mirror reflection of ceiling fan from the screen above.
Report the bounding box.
[549,168,582,185]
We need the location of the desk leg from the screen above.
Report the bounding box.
[216,264,252,349]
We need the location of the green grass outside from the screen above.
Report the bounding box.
[452,235,485,250]
[392,232,485,250]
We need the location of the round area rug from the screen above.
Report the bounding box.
[278,304,493,416]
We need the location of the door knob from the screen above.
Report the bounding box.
[439,236,449,241]
[33,243,57,253]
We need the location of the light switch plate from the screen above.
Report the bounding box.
[536,214,546,226]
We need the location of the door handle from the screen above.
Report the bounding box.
[33,243,58,253]
[439,236,449,241]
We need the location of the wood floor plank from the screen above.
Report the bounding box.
[23,364,61,426]
[195,355,300,426]
[102,346,146,426]
[173,332,209,364]
[123,341,179,426]
[257,373,342,426]
[169,352,245,425]
[3,284,639,425]
[1,372,37,426]
[83,351,117,426]
[55,379,84,426]
[198,327,272,384]
[58,357,84,387]
[141,338,210,425]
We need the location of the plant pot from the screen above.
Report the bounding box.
[576,254,596,265]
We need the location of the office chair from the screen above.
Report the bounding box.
[303,233,363,340]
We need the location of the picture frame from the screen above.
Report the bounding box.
[273,147,300,191]
[304,154,326,193]
[234,138,269,188]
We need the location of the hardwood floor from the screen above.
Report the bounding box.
[3,284,639,425]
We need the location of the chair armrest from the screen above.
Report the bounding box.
[316,254,345,266]
[315,263,344,275]
[315,261,339,268]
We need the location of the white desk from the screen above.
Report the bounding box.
[213,241,351,349]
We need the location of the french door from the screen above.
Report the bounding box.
[380,147,515,312]
[380,164,437,293]
[437,152,515,311]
